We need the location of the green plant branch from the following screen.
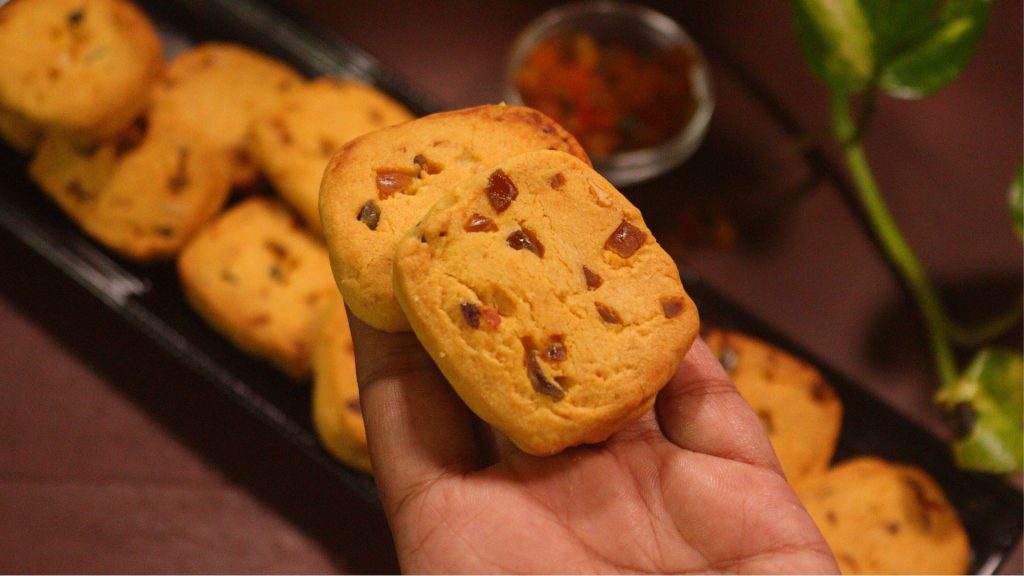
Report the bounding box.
[947,296,1024,348]
[830,91,959,389]
[849,78,879,144]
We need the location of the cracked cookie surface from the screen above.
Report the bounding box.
[319,104,589,332]
[393,149,698,455]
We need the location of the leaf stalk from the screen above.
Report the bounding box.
[831,91,959,389]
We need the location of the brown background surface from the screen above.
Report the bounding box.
[0,0,1020,573]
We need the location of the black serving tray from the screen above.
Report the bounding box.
[0,0,1019,573]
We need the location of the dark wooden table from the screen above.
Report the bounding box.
[0,0,1020,573]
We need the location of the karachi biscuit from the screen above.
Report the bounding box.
[312,299,371,473]
[149,42,304,188]
[178,197,339,380]
[29,121,232,260]
[0,0,163,142]
[0,106,42,153]
[320,104,589,332]
[796,457,970,574]
[393,150,699,456]
[249,77,414,234]
[703,327,842,484]
[28,126,121,220]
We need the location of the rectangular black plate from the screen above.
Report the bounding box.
[0,0,1019,572]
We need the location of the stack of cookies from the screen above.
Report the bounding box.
[319,104,701,456]
[704,327,971,574]
[0,0,417,473]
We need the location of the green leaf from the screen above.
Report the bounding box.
[792,0,990,97]
[1011,163,1023,240]
[860,0,945,64]
[937,349,1023,473]
[877,0,991,98]
[792,0,875,92]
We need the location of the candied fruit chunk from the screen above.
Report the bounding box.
[486,169,518,213]
[718,346,740,373]
[811,380,835,403]
[480,307,502,330]
[465,213,498,232]
[523,337,565,400]
[376,169,414,199]
[595,303,621,324]
[582,266,603,290]
[541,336,567,362]
[357,200,381,230]
[168,147,189,192]
[507,226,544,257]
[460,302,481,328]
[661,297,685,318]
[550,172,566,189]
[413,154,442,175]
[65,180,91,202]
[605,219,646,258]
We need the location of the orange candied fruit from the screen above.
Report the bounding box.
[515,32,697,159]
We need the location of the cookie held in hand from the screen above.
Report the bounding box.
[393,149,699,455]
[320,104,589,332]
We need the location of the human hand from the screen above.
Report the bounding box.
[349,311,839,573]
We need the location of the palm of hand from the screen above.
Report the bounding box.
[391,418,831,574]
[350,317,836,574]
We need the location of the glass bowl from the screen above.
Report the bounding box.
[504,1,714,187]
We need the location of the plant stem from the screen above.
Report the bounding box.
[831,91,959,389]
[948,296,1024,347]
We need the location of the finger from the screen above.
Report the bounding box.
[346,308,482,500]
[655,337,783,475]
[605,399,664,447]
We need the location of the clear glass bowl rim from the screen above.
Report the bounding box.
[503,0,715,186]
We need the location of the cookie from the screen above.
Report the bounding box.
[29,120,233,260]
[249,77,415,234]
[178,197,339,380]
[150,42,304,188]
[796,457,970,574]
[393,149,699,456]
[0,106,42,153]
[28,126,121,221]
[703,328,842,484]
[312,299,371,473]
[0,0,163,142]
[320,104,590,332]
